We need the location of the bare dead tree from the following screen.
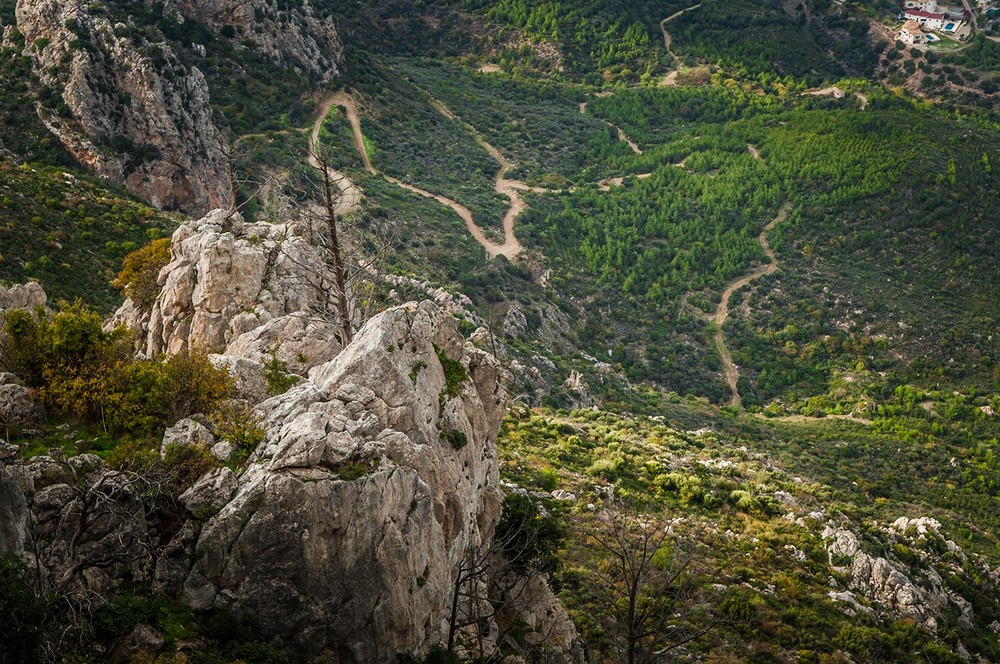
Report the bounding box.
[309,148,354,345]
[580,506,718,664]
[18,454,188,660]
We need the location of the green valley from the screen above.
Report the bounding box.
[1,0,999,661]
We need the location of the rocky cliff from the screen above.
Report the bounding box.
[9,0,344,214]
[1,207,584,660]
[13,0,232,214]
[169,301,508,660]
[4,298,517,661]
[167,0,342,79]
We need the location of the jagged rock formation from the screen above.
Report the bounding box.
[12,451,155,596]
[167,0,342,79]
[0,295,587,661]
[114,209,345,364]
[163,301,507,660]
[13,0,231,214]
[822,520,973,631]
[493,569,585,663]
[0,282,47,312]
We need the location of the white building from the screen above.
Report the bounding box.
[903,0,939,10]
[903,7,947,29]
[899,19,927,43]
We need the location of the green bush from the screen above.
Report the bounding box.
[495,493,565,574]
[2,303,231,437]
[262,347,299,396]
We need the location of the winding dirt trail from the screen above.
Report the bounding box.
[578,99,642,154]
[314,92,524,259]
[431,99,527,259]
[660,4,701,86]
[713,202,791,407]
[309,94,366,216]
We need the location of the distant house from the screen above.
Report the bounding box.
[903,0,939,11]
[903,7,947,28]
[900,19,927,43]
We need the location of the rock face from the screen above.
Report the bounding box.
[167,0,342,79]
[494,570,585,663]
[0,282,47,312]
[0,464,28,555]
[16,452,154,596]
[14,0,231,214]
[823,524,951,630]
[178,301,508,660]
[0,373,45,425]
[130,209,345,360]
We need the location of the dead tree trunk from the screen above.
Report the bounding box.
[314,150,353,346]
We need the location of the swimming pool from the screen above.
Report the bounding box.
[945,22,955,30]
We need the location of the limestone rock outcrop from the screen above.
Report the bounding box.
[160,418,216,457]
[167,0,342,79]
[223,313,343,377]
[125,209,345,362]
[0,282,47,312]
[14,0,230,214]
[177,301,507,660]
[823,524,951,630]
[494,570,585,664]
[18,453,154,596]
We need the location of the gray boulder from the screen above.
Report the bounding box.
[0,373,44,425]
[179,467,237,516]
[0,282,47,312]
[161,418,215,458]
[207,355,270,404]
[0,465,27,555]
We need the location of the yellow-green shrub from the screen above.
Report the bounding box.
[112,237,171,311]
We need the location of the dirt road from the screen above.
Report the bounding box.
[308,94,365,216]
[328,92,525,260]
[660,4,701,86]
[713,203,791,407]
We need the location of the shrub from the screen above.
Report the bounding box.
[434,344,467,398]
[495,493,565,574]
[211,401,265,460]
[1,300,106,386]
[2,302,231,437]
[261,346,298,396]
[442,427,468,450]
[112,238,171,311]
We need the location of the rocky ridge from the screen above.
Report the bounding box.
[171,301,508,659]
[110,209,346,372]
[0,210,583,660]
[819,515,987,635]
[12,0,231,214]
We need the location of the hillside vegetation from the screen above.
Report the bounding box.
[500,401,1000,662]
[1,0,1000,661]
[0,164,174,311]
